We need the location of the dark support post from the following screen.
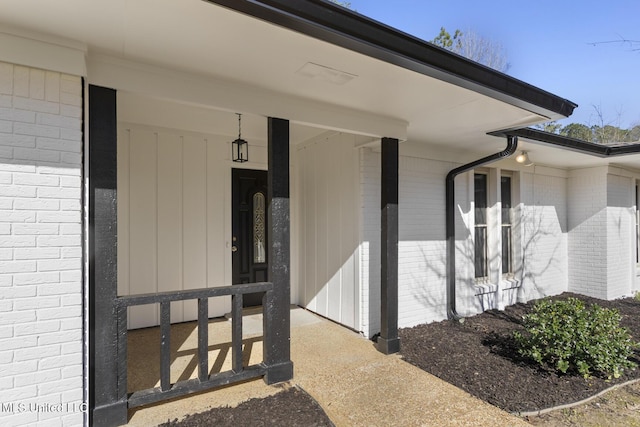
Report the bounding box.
[377,137,400,354]
[89,85,128,426]
[263,117,294,384]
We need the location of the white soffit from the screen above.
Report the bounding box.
[514,138,640,170]
[117,91,328,145]
[0,0,548,145]
[295,62,358,86]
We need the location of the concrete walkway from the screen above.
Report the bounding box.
[127,308,529,426]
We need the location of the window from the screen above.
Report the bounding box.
[501,176,513,275]
[474,174,488,279]
[474,171,516,282]
[253,192,266,264]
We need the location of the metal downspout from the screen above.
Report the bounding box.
[445,136,518,320]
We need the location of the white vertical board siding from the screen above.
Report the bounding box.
[128,129,158,328]
[118,125,241,328]
[339,139,358,328]
[117,129,130,300]
[315,141,329,315]
[207,138,228,314]
[301,144,316,311]
[157,134,183,322]
[360,148,380,337]
[295,132,360,331]
[182,136,207,321]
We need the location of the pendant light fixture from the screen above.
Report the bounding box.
[232,113,248,163]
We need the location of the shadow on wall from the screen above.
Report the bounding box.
[518,205,564,302]
[409,203,566,321]
[365,155,572,329]
[408,243,447,324]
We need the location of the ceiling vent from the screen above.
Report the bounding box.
[295,62,357,85]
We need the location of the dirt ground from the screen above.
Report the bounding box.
[400,292,640,425]
[157,385,334,427]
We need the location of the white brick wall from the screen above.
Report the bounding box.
[516,172,568,302]
[0,62,83,426]
[568,167,609,298]
[397,156,455,326]
[361,149,468,331]
[606,173,634,298]
[567,167,637,300]
[361,147,574,334]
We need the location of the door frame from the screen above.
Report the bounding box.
[231,167,269,306]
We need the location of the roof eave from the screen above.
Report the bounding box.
[489,128,640,158]
[204,0,577,120]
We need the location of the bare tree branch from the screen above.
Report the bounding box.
[431,27,510,72]
[588,35,640,51]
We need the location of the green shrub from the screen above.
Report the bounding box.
[514,297,638,379]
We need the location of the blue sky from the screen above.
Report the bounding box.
[347,0,639,129]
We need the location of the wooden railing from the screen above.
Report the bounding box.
[114,282,274,408]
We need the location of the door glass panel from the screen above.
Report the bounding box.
[253,192,266,264]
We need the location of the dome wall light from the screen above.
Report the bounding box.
[232,113,249,163]
[515,150,533,166]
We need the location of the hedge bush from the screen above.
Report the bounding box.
[514,297,637,378]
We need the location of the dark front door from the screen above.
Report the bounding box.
[232,168,268,307]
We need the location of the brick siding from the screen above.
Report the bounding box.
[0,62,84,426]
[362,148,572,334]
[567,168,608,298]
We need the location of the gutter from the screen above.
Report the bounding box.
[489,128,640,157]
[446,136,518,320]
[205,0,577,120]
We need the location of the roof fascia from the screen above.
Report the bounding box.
[204,0,577,121]
[489,127,640,158]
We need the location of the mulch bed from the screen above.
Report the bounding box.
[158,386,334,427]
[399,292,640,414]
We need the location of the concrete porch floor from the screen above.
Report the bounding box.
[126,307,528,426]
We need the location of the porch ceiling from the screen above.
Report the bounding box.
[1,0,556,153]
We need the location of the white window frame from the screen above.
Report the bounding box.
[472,169,519,286]
[474,172,489,282]
[501,173,514,278]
